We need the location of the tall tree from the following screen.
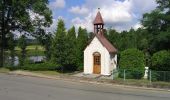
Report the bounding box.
[65,26,77,70]
[0,0,52,67]
[142,0,170,53]
[76,27,88,70]
[52,19,67,71]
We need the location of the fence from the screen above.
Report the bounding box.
[149,70,170,82]
[113,69,170,82]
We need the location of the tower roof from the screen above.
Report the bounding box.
[93,11,104,25]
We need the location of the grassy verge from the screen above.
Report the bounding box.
[0,68,10,73]
[114,78,170,89]
[30,71,60,76]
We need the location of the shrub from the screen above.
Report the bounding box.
[118,69,144,79]
[20,62,58,71]
[151,50,170,71]
[119,48,145,79]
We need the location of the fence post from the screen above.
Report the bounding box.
[164,71,166,81]
[149,70,151,83]
[124,69,126,81]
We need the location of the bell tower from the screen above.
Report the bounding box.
[93,8,104,34]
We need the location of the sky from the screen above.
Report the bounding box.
[48,0,158,32]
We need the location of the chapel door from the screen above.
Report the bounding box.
[93,52,101,74]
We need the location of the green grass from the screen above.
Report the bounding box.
[15,45,45,56]
[31,71,60,76]
[0,68,10,73]
[15,45,44,51]
[114,78,170,88]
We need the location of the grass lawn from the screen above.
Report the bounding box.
[15,45,44,51]
[15,45,45,56]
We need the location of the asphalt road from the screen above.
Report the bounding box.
[0,73,170,100]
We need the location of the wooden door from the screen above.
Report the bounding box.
[93,52,101,74]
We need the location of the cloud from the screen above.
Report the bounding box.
[71,0,157,32]
[71,16,93,32]
[49,0,65,9]
[69,6,89,15]
[133,23,143,30]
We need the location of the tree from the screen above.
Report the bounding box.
[151,50,170,71]
[52,19,68,71]
[65,26,77,70]
[8,33,16,66]
[141,0,170,53]
[38,33,52,61]
[0,0,52,67]
[18,34,27,66]
[76,27,88,70]
[108,29,120,49]
[119,48,145,79]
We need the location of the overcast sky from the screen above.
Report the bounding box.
[48,0,158,32]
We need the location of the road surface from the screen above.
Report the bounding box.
[0,73,169,100]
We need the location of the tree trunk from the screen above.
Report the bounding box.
[0,0,5,67]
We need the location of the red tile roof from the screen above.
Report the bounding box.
[96,31,117,53]
[93,11,104,25]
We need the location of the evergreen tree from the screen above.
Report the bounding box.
[76,27,88,70]
[52,19,67,71]
[65,26,77,70]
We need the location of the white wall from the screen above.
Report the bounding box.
[109,54,117,73]
[84,37,116,75]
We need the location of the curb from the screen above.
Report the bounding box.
[7,71,170,92]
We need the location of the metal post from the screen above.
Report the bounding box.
[124,69,126,81]
[149,70,151,83]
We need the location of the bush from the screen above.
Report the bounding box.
[20,62,57,71]
[149,71,170,82]
[119,48,145,79]
[7,62,58,71]
[151,50,170,71]
[118,69,144,79]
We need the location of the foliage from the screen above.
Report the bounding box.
[18,35,27,66]
[0,0,52,67]
[119,48,145,79]
[141,0,170,53]
[65,26,78,70]
[118,69,145,79]
[151,50,170,71]
[38,33,52,60]
[8,33,16,66]
[8,62,57,71]
[52,19,77,71]
[76,27,88,70]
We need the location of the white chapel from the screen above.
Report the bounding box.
[84,10,118,75]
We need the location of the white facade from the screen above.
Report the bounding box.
[84,36,117,75]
